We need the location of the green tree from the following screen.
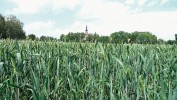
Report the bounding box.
[167,40,176,45]
[86,33,99,42]
[60,34,66,42]
[98,36,110,43]
[40,35,57,41]
[158,39,165,44]
[110,31,130,43]
[75,32,85,42]
[93,33,100,41]
[0,14,6,39]
[175,34,177,42]
[5,15,26,39]
[130,31,157,44]
[27,34,36,40]
[65,32,85,42]
[40,36,47,41]
[130,32,138,43]
[86,34,93,42]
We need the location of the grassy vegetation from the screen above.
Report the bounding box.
[0,40,177,99]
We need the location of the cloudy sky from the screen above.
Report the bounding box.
[1,0,177,40]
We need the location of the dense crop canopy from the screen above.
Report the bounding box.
[0,40,177,99]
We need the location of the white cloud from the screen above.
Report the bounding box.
[118,11,177,40]
[7,0,49,14]
[160,0,169,5]
[7,0,177,40]
[24,21,61,38]
[77,0,128,20]
[7,0,81,14]
[125,0,168,7]
[137,0,148,6]
[147,0,158,6]
[74,0,177,40]
[24,20,87,38]
[52,0,81,12]
[24,21,55,31]
[125,0,135,5]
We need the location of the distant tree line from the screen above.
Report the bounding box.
[60,31,177,44]
[60,31,158,44]
[0,14,177,44]
[27,34,57,41]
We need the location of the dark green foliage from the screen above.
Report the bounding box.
[0,14,6,39]
[61,31,158,44]
[0,14,26,39]
[60,34,66,42]
[65,32,85,42]
[167,40,176,45]
[130,31,157,44]
[5,15,26,39]
[110,31,130,43]
[86,33,99,42]
[40,35,57,41]
[98,36,110,43]
[158,39,165,44]
[27,34,36,40]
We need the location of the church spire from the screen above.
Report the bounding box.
[85,25,88,32]
[85,25,88,35]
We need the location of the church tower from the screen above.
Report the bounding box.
[85,25,88,37]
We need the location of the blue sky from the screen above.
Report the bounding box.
[1,0,177,40]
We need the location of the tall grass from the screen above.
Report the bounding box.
[0,40,177,99]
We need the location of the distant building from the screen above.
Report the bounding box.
[84,25,88,40]
[84,25,98,41]
[85,25,88,37]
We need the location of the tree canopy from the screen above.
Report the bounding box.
[59,31,158,44]
[130,32,157,44]
[110,31,130,43]
[5,15,26,39]
[27,34,36,40]
[40,35,57,41]
[98,36,110,43]
[86,33,99,42]
[0,14,26,39]
[64,32,85,42]
[0,14,6,39]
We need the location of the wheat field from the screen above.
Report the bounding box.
[0,40,177,99]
